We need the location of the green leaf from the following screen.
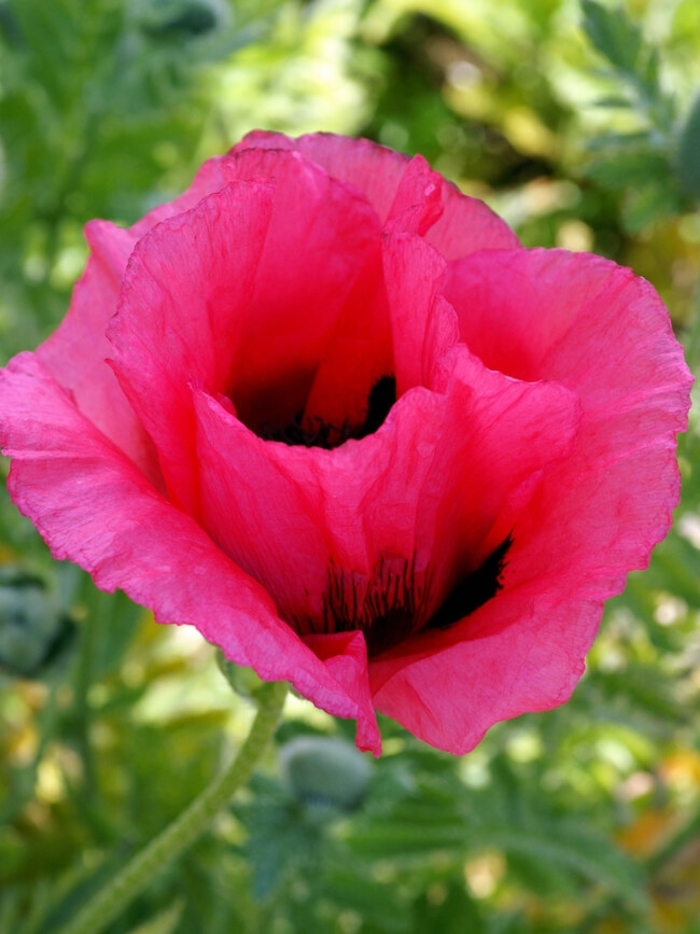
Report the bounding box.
[580,0,673,131]
[621,179,682,232]
[585,149,671,190]
[347,818,470,858]
[126,901,183,934]
[581,0,643,77]
[411,881,486,934]
[676,91,700,199]
[234,778,329,900]
[481,825,648,914]
[323,869,410,932]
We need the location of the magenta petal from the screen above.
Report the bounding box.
[413,345,582,605]
[234,130,409,224]
[384,154,446,236]
[36,221,160,484]
[234,131,518,256]
[109,180,275,513]
[1,131,691,757]
[110,160,382,514]
[371,589,592,754]
[444,248,693,584]
[368,248,692,753]
[382,233,456,394]
[191,384,448,628]
[0,354,381,753]
[303,632,379,752]
[424,183,520,259]
[193,345,580,654]
[192,388,339,623]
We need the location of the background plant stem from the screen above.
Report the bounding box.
[56,680,288,934]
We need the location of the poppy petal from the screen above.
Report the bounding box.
[234,130,519,254]
[0,353,382,753]
[369,248,692,753]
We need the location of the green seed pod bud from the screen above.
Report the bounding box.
[0,566,74,677]
[215,649,266,701]
[139,0,221,38]
[279,736,372,815]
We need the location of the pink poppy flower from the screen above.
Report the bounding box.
[0,132,692,755]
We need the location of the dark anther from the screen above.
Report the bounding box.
[259,411,336,448]
[315,555,420,657]
[425,535,512,632]
[259,375,397,450]
[361,376,397,436]
[306,536,511,659]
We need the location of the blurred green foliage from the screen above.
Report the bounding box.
[2,0,700,932]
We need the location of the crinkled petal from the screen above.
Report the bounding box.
[109,180,275,514]
[191,384,446,628]
[384,154,445,236]
[303,632,378,751]
[424,181,520,259]
[381,233,455,394]
[33,148,254,479]
[371,588,592,753]
[233,130,408,224]
[193,346,580,646]
[445,248,693,584]
[110,163,382,515]
[369,248,692,753]
[412,343,582,607]
[234,130,519,254]
[36,221,161,484]
[0,353,381,753]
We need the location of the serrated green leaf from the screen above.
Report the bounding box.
[581,0,642,76]
[235,792,328,900]
[347,819,469,857]
[581,0,673,131]
[586,150,671,189]
[323,869,410,932]
[481,826,648,913]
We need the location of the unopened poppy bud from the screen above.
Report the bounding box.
[0,567,74,677]
[279,736,372,814]
[216,649,265,701]
[139,0,220,38]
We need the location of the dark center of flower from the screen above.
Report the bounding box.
[257,376,397,450]
[424,536,512,633]
[300,536,512,657]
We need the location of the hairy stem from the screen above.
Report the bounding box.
[57,680,288,934]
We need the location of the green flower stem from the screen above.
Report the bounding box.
[58,680,288,934]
